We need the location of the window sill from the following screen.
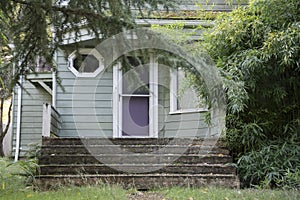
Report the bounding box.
[169,108,208,115]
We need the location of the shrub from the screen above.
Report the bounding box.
[201,0,300,188]
[236,141,300,188]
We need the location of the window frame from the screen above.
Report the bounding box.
[169,68,208,114]
[68,48,104,77]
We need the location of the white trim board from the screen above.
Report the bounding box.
[113,55,158,138]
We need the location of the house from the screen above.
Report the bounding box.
[9,0,247,189]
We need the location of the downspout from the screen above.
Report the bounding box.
[9,44,15,159]
[10,87,15,157]
[14,75,23,162]
[52,68,56,108]
[52,28,57,108]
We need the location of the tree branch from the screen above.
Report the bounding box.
[11,0,106,20]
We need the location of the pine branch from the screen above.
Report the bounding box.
[11,0,106,20]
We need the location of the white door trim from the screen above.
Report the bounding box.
[112,56,158,138]
[150,55,159,138]
[113,63,121,138]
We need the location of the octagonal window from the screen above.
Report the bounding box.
[68,48,104,77]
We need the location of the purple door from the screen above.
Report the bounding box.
[122,96,149,136]
[121,56,150,137]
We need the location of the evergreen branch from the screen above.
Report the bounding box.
[11,0,106,20]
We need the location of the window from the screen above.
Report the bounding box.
[170,67,207,114]
[68,48,104,77]
[36,56,51,72]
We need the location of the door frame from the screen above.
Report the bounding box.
[113,55,158,138]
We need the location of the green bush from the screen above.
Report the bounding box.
[0,144,41,191]
[201,0,300,188]
[0,158,26,191]
[236,141,300,188]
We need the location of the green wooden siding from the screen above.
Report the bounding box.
[9,0,247,155]
[157,66,211,138]
[11,80,51,157]
[56,50,113,137]
[54,48,212,138]
[177,0,247,11]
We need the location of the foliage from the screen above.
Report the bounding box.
[236,142,300,188]
[0,9,13,157]
[0,0,176,78]
[0,158,27,192]
[0,65,13,157]
[201,0,300,188]
[0,178,299,200]
[0,0,177,157]
[0,145,41,189]
[12,158,39,186]
[0,145,41,194]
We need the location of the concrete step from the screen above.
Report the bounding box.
[37,137,239,189]
[40,163,235,175]
[36,174,240,190]
[40,145,229,155]
[38,154,232,165]
[42,138,224,147]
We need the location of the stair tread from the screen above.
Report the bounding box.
[38,138,239,189]
[40,153,230,157]
[37,173,237,178]
[43,138,222,141]
[41,144,225,147]
[40,163,232,167]
[42,138,225,146]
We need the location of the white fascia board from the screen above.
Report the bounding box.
[61,19,211,45]
[135,19,214,28]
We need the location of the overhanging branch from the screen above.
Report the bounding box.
[11,0,106,20]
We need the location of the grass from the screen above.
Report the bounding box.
[159,187,300,200]
[1,185,299,200]
[0,158,299,200]
[1,185,128,200]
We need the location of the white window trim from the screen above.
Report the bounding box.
[169,68,208,115]
[113,55,158,138]
[68,48,104,77]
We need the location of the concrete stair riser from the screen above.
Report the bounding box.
[40,145,230,155]
[40,164,235,175]
[38,154,232,165]
[36,174,239,190]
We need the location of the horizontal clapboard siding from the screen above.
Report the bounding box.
[177,0,248,11]
[9,1,244,158]
[11,80,51,157]
[156,60,211,138]
[56,49,114,138]
[56,47,212,138]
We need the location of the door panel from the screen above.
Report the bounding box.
[121,56,150,137]
[122,96,149,136]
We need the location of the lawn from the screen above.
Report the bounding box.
[0,158,299,200]
[1,185,299,200]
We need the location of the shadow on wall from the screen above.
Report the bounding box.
[3,124,11,157]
